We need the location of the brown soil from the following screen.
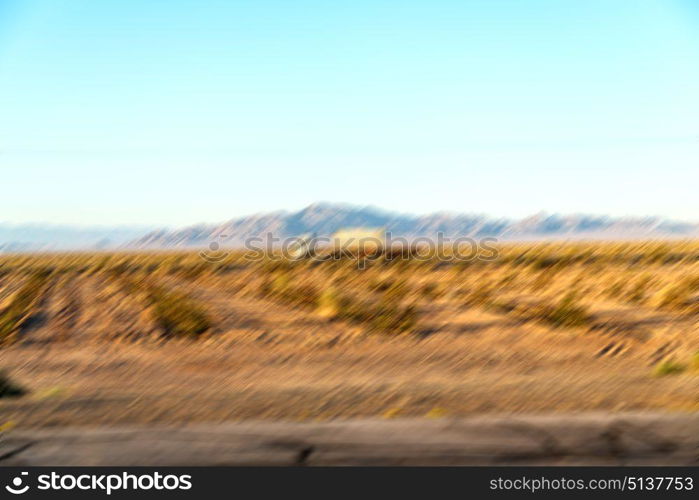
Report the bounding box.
[1,246,698,429]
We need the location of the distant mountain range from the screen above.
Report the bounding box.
[0,224,151,252]
[129,203,699,249]
[1,204,697,252]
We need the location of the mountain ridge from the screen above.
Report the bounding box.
[129,203,699,249]
[2,204,696,252]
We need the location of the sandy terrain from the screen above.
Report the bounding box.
[1,245,698,429]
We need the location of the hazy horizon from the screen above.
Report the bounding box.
[0,200,699,235]
[2,1,698,226]
[1,200,699,230]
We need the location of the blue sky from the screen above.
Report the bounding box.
[1,0,697,226]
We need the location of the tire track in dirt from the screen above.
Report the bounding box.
[16,274,60,346]
[51,274,83,343]
[17,272,90,346]
[159,274,362,347]
[434,298,697,385]
[429,291,699,366]
[587,305,696,363]
[416,299,518,338]
[12,275,56,346]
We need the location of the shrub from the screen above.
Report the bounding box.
[314,284,418,335]
[0,371,25,398]
[116,274,212,339]
[261,273,291,297]
[0,270,52,345]
[627,275,652,304]
[261,271,321,310]
[605,280,625,299]
[316,286,342,318]
[369,300,418,334]
[651,283,691,311]
[368,277,395,293]
[419,282,441,299]
[465,282,494,306]
[542,292,590,328]
[652,360,686,377]
[691,352,699,372]
[146,287,212,339]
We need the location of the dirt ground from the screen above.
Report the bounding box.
[2,258,698,429]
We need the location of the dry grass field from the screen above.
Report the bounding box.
[1,241,699,429]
